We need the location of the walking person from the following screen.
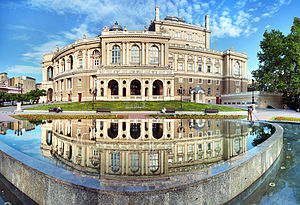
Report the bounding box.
[247,105,253,121]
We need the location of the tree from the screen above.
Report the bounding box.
[252,17,300,108]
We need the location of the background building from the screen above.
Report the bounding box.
[8,76,36,94]
[41,6,248,103]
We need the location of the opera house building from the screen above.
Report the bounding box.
[41,6,248,104]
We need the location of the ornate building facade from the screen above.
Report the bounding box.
[41,6,248,104]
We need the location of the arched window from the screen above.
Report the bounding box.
[131,45,140,63]
[93,50,100,55]
[130,153,139,172]
[111,152,120,172]
[234,61,241,76]
[112,45,120,64]
[149,153,159,172]
[208,88,211,95]
[150,46,159,64]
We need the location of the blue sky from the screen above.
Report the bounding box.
[0,0,299,83]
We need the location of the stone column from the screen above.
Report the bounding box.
[145,43,148,65]
[122,43,125,65]
[106,43,109,65]
[126,43,129,65]
[142,43,145,65]
[161,44,164,66]
[184,55,187,72]
[87,49,90,69]
[83,50,87,69]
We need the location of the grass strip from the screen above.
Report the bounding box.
[26,101,244,112]
[10,114,126,120]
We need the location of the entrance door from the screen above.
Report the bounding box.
[68,94,71,101]
[216,97,220,104]
[78,93,82,102]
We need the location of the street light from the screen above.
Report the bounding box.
[89,88,97,110]
[251,79,254,104]
[177,87,185,111]
[17,82,23,103]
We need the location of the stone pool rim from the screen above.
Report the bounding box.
[0,121,284,205]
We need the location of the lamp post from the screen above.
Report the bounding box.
[89,88,97,110]
[251,79,255,104]
[177,87,185,111]
[17,82,23,103]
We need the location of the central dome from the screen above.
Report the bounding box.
[109,21,123,31]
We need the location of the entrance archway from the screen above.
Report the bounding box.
[130,80,141,95]
[47,88,53,102]
[153,80,163,95]
[108,80,119,95]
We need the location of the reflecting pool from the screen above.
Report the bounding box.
[0,119,274,179]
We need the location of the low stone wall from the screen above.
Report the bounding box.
[0,123,283,205]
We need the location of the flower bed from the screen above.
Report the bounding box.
[10,114,126,120]
[270,117,300,122]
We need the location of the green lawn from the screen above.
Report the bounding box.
[26,101,244,112]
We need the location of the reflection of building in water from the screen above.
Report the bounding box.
[0,121,35,135]
[41,119,249,177]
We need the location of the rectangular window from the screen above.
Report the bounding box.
[215,66,220,73]
[188,55,193,60]
[207,143,211,150]
[236,88,240,93]
[188,144,193,153]
[189,133,193,138]
[169,61,173,69]
[216,80,220,85]
[178,62,183,70]
[79,59,83,68]
[189,78,193,83]
[188,63,193,71]
[198,56,202,61]
[187,33,192,40]
[175,32,181,39]
[207,65,211,73]
[198,79,202,84]
[236,81,241,85]
[169,53,173,58]
[198,64,202,72]
[198,144,203,151]
[178,54,183,59]
[77,78,82,87]
[207,79,211,84]
[179,77,183,83]
[94,59,99,66]
[178,145,183,154]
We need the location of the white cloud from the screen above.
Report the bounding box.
[265,25,270,29]
[235,0,249,9]
[252,17,260,22]
[211,10,255,38]
[22,39,66,65]
[61,24,97,40]
[11,34,30,41]
[7,65,42,74]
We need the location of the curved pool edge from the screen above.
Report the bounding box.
[0,122,284,205]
